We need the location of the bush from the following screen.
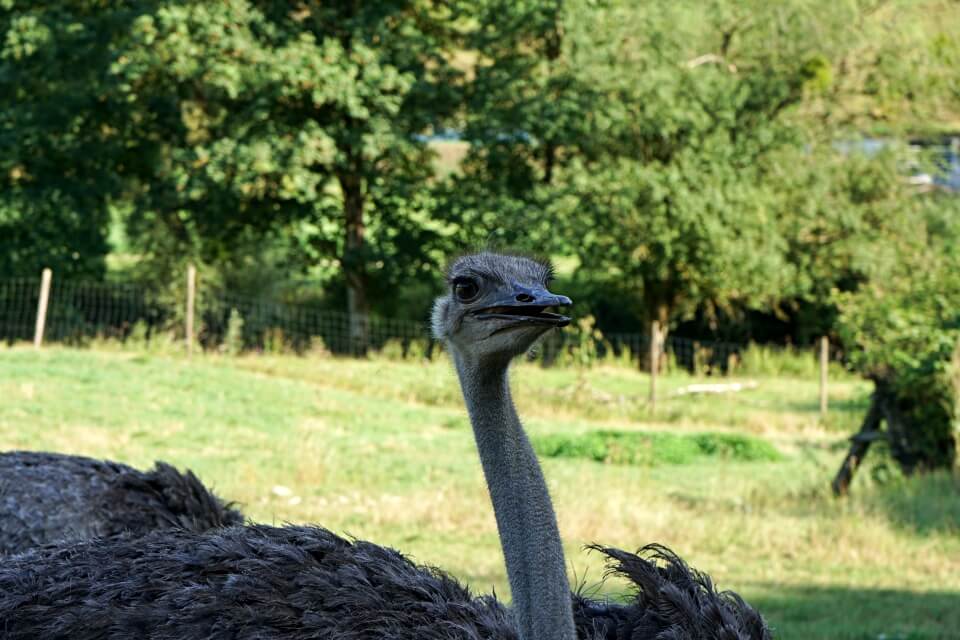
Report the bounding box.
[223,308,244,356]
[835,221,960,472]
[262,327,290,354]
[374,338,437,362]
[378,338,406,361]
[555,316,604,368]
[533,430,781,467]
[736,344,818,377]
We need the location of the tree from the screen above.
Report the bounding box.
[109,0,463,342]
[832,194,960,485]
[453,1,834,343]
[450,0,960,344]
[765,143,915,342]
[2,0,464,336]
[0,1,148,279]
[437,0,593,252]
[797,0,960,135]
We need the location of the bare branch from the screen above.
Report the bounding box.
[685,53,738,73]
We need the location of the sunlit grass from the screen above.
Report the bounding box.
[0,345,956,639]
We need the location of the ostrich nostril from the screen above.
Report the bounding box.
[515,293,534,303]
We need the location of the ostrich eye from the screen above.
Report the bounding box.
[453,277,480,302]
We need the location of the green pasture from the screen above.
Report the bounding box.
[0,346,957,639]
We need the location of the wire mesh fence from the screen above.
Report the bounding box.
[0,272,840,426]
[0,279,39,343]
[0,278,167,345]
[537,331,745,373]
[200,291,437,357]
[0,274,791,374]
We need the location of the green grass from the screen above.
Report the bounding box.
[534,430,782,466]
[1,345,958,639]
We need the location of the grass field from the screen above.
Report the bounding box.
[1,346,958,639]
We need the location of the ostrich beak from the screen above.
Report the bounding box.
[473,283,573,328]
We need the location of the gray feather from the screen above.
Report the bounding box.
[0,450,243,554]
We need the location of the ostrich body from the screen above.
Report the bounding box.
[0,526,767,640]
[0,451,243,555]
[0,253,770,640]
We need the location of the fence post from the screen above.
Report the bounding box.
[186,264,196,358]
[33,268,52,349]
[819,336,829,420]
[649,320,659,414]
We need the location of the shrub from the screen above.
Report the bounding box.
[262,327,289,354]
[533,430,781,467]
[736,344,812,377]
[378,338,406,361]
[835,237,960,472]
[224,308,244,356]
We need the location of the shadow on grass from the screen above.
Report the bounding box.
[785,394,872,427]
[863,471,960,536]
[750,583,960,640]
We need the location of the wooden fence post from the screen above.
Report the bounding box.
[33,268,52,349]
[649,320,660,414]
[819,336,829,420]
[186,264,196,358]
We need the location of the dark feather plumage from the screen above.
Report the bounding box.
[0,523,769,639]
[0,451,243,555]
[574,544,772,640]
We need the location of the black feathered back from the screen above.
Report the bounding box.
[0,451,243,555]
[0,522,770,639]
[0,524,520,640]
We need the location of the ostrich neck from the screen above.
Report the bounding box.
[453,353,575,640]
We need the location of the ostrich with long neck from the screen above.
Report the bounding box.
[0,252,770,640]
[432,252,576,640]
[0,252,577,640]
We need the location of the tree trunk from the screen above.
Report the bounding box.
[831,391,884,496]
[643,303,671,373]
[339,171,369,354]
[543,141,556,184]
[833,378,957,495]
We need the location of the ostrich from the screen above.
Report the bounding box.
[0,252,770,640]
[0,451,243,555]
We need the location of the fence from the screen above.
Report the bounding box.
[0,274,756,363]
[0,276,166,345]
[0,269,833,415]
[0,273,435,358]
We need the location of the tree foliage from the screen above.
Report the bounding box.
[2,0,463,323]
[766,144,916,340]
[452,0,850,332]
[3,0,959,357]
[111,0,463,324]
[0,1,146,278]
[834,194,960,471]
[446,0,960,343]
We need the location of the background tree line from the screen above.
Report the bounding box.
[2,1,959,468]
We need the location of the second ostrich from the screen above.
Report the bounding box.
[0,451,243,555]
[0,252,770,640]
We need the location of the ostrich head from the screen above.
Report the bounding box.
[431,252,572,365]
